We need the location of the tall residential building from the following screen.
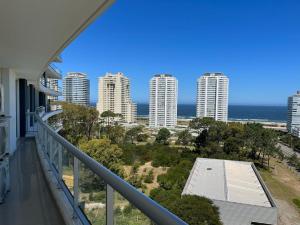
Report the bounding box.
[196,73,229,122]
[149,74,178,128]
[63,72,90,106]
[97,72,136,123]
[287,91,300,134]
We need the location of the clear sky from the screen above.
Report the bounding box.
[58,0,300,105]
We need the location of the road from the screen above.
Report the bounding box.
[277,143,300,158]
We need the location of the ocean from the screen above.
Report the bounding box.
[136,104,288,122]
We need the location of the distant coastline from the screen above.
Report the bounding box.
[136,104,288,123]
[90,102,287,123]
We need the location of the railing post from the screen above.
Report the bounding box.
[58,144,63,180]
[43,126,46,153]
[49,135,53,163]
[106,184,114,225]
[73,157,79,218]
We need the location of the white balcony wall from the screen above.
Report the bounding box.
[1,68,17,154]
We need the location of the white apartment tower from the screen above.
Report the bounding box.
[287,91,300,135]
[149,74,178,128]
[97,72,136,123]
[63,72,90,106]
[197,73,229,122]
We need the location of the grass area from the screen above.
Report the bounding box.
[293,198,300,209]
[259,158,300,214]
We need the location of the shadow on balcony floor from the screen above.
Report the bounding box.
[0,138,65,225]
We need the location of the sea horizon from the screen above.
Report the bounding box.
[90,102,288,123]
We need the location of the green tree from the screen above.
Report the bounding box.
[157,160,193,190]
[223,137,244,157]
[195,129,209,151]
[137,133,149,142]
[125,126,143,144]
[101,110,116,126]
[189,117,215,130]
[156,128,171,145]
[59,102,100,145]
[106,125,125,144]
[176,129,193,145]
[80,138,123,174]
[170,196,222,225]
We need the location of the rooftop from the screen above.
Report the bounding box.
[203,72,225,77]
[182,158,272,208]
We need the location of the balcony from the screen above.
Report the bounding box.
[39,79,62,97]
[17,110,188,225]
[45,64,63,79]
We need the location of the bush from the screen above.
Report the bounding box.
[152,146,181,167]
[157,160,193,190]
[170,195,222,225]
[144,170,154,183]
[293,198,300,209]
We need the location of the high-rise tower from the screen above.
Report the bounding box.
[287,91,300,135]
[97,72,136,123]
[196,73,229,122]
[63,72,90,106]
[149,74,178,128]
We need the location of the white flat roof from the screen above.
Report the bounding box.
[182,158,272,207]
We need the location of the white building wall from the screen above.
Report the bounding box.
[197,73,229,122]
[97,72,136,123]
[63,72,90,106]
[1,68,17,154]
[287,91,300,133]
[149,74,177,128]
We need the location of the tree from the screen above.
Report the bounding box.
[156,128,171,145]
[195,129,209,150]
[189,117,215,130]
[80,138,123,174]
[101,110,116,126]
[208,121,228,144]
[157,160,193,190]
[59,102,100,145]
[137,133,149,142]
[125,126,143,144]
[176,129,193,145]
[170,196,222,225]
[223,137,244,157]
[106,125,125,144]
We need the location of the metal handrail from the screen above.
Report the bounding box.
[33,111,188,225]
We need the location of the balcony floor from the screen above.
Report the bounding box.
[0,138,65,225]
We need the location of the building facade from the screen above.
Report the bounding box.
[97,72,136,123]
[196,73,229,122]
[63,72,90,106]
[149,74,178,128]
[287,91,300,134]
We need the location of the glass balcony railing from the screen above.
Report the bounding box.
[49,63,62,75]
[27,110,187,225]
[40,79,62,93]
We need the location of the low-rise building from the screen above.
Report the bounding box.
[182,158,278,225]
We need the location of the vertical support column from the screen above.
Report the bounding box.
[73,157,79,218]
[106,184,114,225]
[1,68,17,154]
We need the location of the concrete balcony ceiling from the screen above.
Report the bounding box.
[0,0,114,80]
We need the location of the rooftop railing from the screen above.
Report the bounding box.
[28,110,188,225]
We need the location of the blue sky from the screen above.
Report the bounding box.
[58,0,300,105]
